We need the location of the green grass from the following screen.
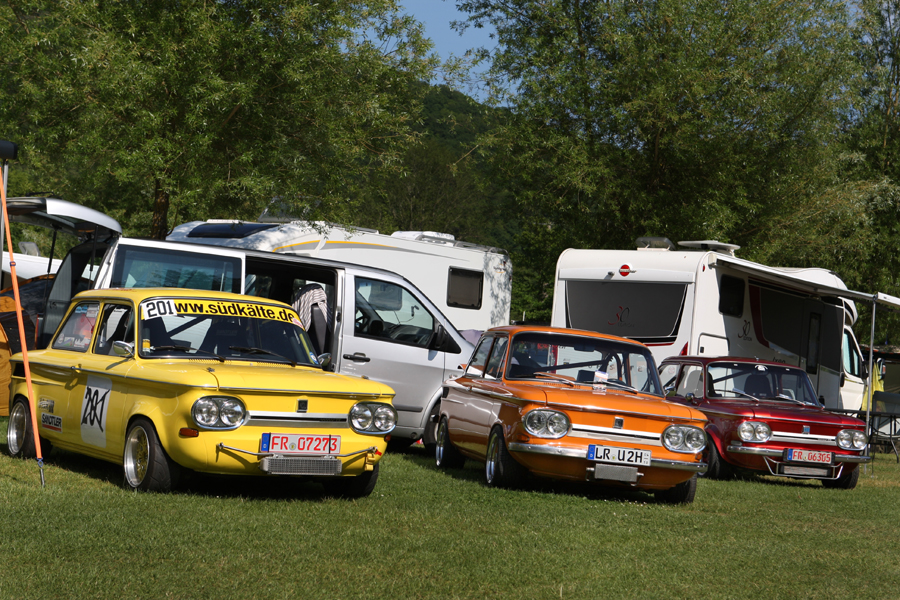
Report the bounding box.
[1,418,899,600]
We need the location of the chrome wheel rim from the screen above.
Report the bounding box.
[123,426,150,487]
[7,402,27,455]
[486,434,499,484]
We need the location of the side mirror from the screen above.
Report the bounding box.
[112,341,134,358]
[430,324,449,351]
[685,392,700,406]
[840,372,846,387]
[317,353,333,371]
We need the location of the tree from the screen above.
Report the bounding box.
[0,0,437,238]
[456,0,861,321]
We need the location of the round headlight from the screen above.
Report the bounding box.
[219,399,245,427]
[665,426,685,449]
[547,413,569,436]
[350,403,373,431]
[192,398,219,427]
[373,405,397,432]
[754,422,772,442]
[836,429,853,449]
[684,428,706,451]
[738,421,755,441]
[524,410,548,434]
[852,430,867,450]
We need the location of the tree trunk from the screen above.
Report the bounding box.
[150,178,169,240]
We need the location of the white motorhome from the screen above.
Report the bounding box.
[550,238,900,412]
[37,234,472,448]
[166,220,512,332]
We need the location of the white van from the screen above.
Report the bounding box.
[38,236,473,447]
[550,239,900,412]
[167,220,512,331]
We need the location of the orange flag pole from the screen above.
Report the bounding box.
[0,141,45,487]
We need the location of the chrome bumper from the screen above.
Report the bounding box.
[727,444,872,464]
[508,442,707,473]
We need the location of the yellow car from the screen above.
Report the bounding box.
[5,288,396,496]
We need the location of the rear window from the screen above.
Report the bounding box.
[110,246,241,294]
[565,281,687,343]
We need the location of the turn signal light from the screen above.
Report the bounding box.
[179,428,199,438]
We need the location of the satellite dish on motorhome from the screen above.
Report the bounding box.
[678,240,740,256]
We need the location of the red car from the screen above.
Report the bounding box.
[659,357,871,489]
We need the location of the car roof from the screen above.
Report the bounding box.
[662,356,803,369]
[483,324,650,348]
[71,287,295,309]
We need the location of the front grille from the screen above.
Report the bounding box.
[591,464,640,483]
[260,456,342,476]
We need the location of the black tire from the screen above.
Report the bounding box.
[6,398,51,459]
[484,427,526,488]
[123,417,180,492]
[704,440,733,480]
[435,416,465,469]
[822,465,859,490]
[421,402,441,454]
[655,474,698,504]
[323,462,380,499]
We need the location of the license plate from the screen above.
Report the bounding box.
[587,445,651,466]
[260,433,340,455]
[785,448,832,464]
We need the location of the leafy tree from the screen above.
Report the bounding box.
[456,0,861,321]
[0,0,437,238]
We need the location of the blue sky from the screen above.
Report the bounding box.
[397,0,496,96]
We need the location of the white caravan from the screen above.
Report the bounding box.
[37,235,473,447]
[166,220,512,332]
[550,239,900,412]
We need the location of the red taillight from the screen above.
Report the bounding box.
[679,343,689,356]
[179,428,199,438]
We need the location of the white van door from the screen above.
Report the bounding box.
[339,273,448,438]
[840,327,866,411]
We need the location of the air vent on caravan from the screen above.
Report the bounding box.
[678,240,740,256]
[635,237,676,251]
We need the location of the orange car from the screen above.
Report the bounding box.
[437,326,708,503]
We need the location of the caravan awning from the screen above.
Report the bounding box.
[712,254,900,311]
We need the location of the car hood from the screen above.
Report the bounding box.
[506,383,704,422]
[702,399,863,427]
[135,361,394,397]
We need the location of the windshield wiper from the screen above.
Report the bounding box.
[149,345,225,363]
[605,380,638,394]
[229,346,297,367]
[532,371,575,387]
[775,394,807,405]
[731,388,759,402]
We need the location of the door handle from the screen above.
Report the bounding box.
[343,353,371,363]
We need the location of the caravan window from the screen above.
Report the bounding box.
[718,275,744,317]
[447,268,483,310]
[111,246,241,293]
[565,281,687,343]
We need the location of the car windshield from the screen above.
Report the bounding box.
[505,332,663,396]
[707,362,819,405]
[137,297,318,366]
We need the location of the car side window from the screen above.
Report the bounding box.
[52,301,100,352]
[354,277,435,348]
[676,365,704,397]
[659,363,679,392]
[465,337,494,378]
[485,337,509,380]
[94,304,134,355]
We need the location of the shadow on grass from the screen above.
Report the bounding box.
[4,443,355,502]
[391,442,664,505]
